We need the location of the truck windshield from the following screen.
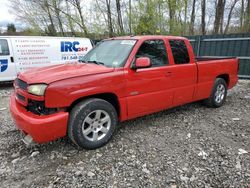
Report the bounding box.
[81,39,136,67]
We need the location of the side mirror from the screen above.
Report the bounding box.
[133,57,151,69]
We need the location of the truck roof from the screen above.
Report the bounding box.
[108,35,188,41]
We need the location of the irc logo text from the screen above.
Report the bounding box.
[61,41,88,52]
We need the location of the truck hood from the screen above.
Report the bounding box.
[19,63,115,84]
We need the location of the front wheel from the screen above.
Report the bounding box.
[204,78,227,108]
[68,98,118,149]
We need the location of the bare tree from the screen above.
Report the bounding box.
[201,0,206,35]
[220,0,226,34]
[240,0,245,28]
[129,0,132,34]
[52,0,64,36]
[42,0,57,35]
[70,0,88,36]
[157,0,164,33]
[214,0,226,34]
[65,0,75,36]
[8,0,250,37]
[105,0,114,37]
[116,0,124,34]
[189,0,196,35]
[224,0,239,33]
[184,0,188,24]
[245,0,250,31]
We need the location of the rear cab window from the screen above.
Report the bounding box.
[169,40,190,64]
[0,39,10,56]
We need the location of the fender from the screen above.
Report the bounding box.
[45,70,126,108]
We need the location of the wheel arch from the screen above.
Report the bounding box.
[68,92,120,118]
[216,74,230,86]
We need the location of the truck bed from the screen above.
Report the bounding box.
[194,56,238,102]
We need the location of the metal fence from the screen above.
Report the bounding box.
[186,33,250,79]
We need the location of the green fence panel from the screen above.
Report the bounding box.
[186,33,250,79]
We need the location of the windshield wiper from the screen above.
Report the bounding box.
[78,60,105,66]
[86,60,105,65]
[78,59,86,63]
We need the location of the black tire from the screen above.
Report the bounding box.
[204,78,227,108]
[67,98,118,149]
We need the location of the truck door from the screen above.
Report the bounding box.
[168,39,197,106]
[126,39,174,118]
[0,38,16,81]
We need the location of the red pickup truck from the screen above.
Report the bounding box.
[10,36,238,149]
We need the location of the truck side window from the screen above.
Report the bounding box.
[136,40,168,67]
[169,40,190,64]
[0,39,10,56]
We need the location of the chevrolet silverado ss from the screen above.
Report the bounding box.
[10,36,239,149]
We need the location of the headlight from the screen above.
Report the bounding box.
[27,84,47,96]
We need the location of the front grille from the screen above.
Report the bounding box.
[17,93,25,102]
[16,79,28,90]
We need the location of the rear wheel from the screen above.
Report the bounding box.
[68,98,118,149]
[204,78,227,108]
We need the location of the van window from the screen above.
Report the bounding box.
[169,40,190,64]
[136,40,168,67]
[0,39,10,56]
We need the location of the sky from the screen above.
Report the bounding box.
[0,0,24,32]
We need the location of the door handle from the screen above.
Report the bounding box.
[10,57,14,62]
[165,71,172,77]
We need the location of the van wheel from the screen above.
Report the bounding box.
[204,78,227,108]
[68,98,118,149]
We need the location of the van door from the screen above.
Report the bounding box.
[0,38,16,81]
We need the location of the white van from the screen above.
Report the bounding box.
[0,36,93,82]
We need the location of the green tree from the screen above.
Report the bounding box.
[134,0,158,35]
[45,24,57,36]
[7,23,16,33]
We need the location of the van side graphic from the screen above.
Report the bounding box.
[0,59,8,72]
[0,37,93,82]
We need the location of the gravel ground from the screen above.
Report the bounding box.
[0,81,249,188]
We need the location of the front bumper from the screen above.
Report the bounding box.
[10,93,69,143]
